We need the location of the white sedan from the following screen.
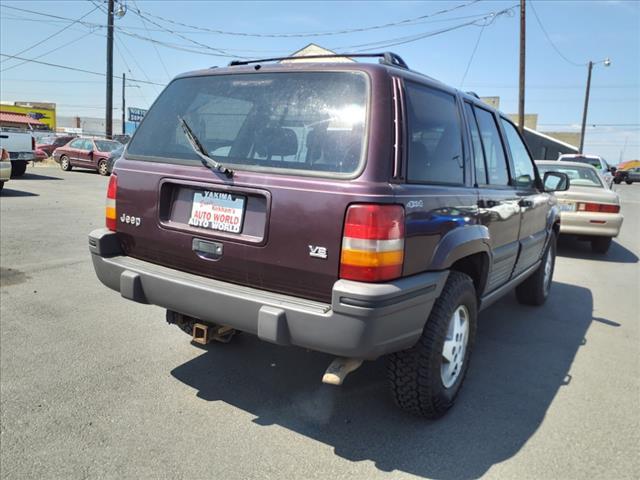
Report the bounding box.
[536,161,623,254]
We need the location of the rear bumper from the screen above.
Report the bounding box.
[0,161,11,182]
[89,229,448,359]
[559,211,623,237]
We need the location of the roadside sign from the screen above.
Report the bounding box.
[128,107,147,123]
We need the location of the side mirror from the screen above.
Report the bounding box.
[609,166,617,173]
[88,150,94,159]
[543,171,570,192]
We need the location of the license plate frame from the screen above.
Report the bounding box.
[188,190,246,234]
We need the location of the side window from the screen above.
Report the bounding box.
[473,108,510,185]
[69,139,83,149]
[82,140,94,151]
[464,102,488,185]
[405,82,464,185]
[500,118,536,188]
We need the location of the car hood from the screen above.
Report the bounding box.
[554,186,620,204]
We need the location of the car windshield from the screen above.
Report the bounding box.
[126,72,369,176]
[538,164,604,188]
[95,140,121,152]
[561,156,601,169]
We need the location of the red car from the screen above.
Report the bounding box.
[36,135,76,157]
[53,138,121,175]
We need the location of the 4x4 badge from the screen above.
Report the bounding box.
[308,245,328,259]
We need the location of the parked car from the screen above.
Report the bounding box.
[53,137,121,175]
[36,135,76,157]
[0,148,11,191]
[89,52,570,419]
[558,153,615,188]
[537,161,623,253]
[106,143,124,174]
[614,167,640,184]
[0,128,35,177]
[34,148,48,162]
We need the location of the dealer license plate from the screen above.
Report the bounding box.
[188,190,246,233]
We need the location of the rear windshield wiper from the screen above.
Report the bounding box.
[178,116,233,178]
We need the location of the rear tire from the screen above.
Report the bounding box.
[387,271,477,419]
[10,161,27,178]
[614,178,621,184]
[625,180,632,185]
[98,159,109,176]
[516,232,556,306]
[60,156,72,171]
[591,236,612,254]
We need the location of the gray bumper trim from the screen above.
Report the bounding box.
[89,228,448,359]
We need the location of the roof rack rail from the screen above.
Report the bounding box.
[228,52,409,70]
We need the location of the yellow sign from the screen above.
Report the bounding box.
[0,104,56,130]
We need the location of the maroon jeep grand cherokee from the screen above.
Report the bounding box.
[89,53,569,418]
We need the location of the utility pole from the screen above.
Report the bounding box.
[518,0,526,134]
[122,73,126,135]
[105,0,114,139]
[579,61,593,154]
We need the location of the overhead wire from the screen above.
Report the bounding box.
[459,21,487,88]
[529,0,586,67]
[1,28,101,73]
[0,54,165,86]
[333,5,516,51]
[131,0,172,80]
[0,5,99,64]
[129,0,483,38]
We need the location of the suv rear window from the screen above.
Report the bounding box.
[126,72,368,176]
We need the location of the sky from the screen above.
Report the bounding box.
[1,0,639,162]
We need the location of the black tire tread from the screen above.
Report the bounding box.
[387,271,476,419]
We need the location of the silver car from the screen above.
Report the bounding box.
[536,161,623,254]
[557,154,615,188]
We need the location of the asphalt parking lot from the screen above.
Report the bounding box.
[1,166,638,480]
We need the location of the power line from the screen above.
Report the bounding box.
[129,0,483,38]
[0,53,165,86]
[0,6,99,64]
[334,6,515,51]
[459,21,487,88]
[529,0,586,67]
[127,6,242,58]
[131,0,171,80]
[1,28,100,73]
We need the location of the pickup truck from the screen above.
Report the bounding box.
[0,128,36,177]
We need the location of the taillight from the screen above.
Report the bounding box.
[106,174,117,231]
[340,204,405,282]
[577,202,620,213]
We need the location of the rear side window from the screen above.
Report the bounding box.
[69,139,84,149]
[464,103,488,185]
[126,72,368,176]
[405,83,464,185]
[500,118,536,188]
[473,107,510,185]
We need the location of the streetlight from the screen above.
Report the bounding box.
[579,57,611,153]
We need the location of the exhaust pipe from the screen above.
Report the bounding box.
[322,357,363,386]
